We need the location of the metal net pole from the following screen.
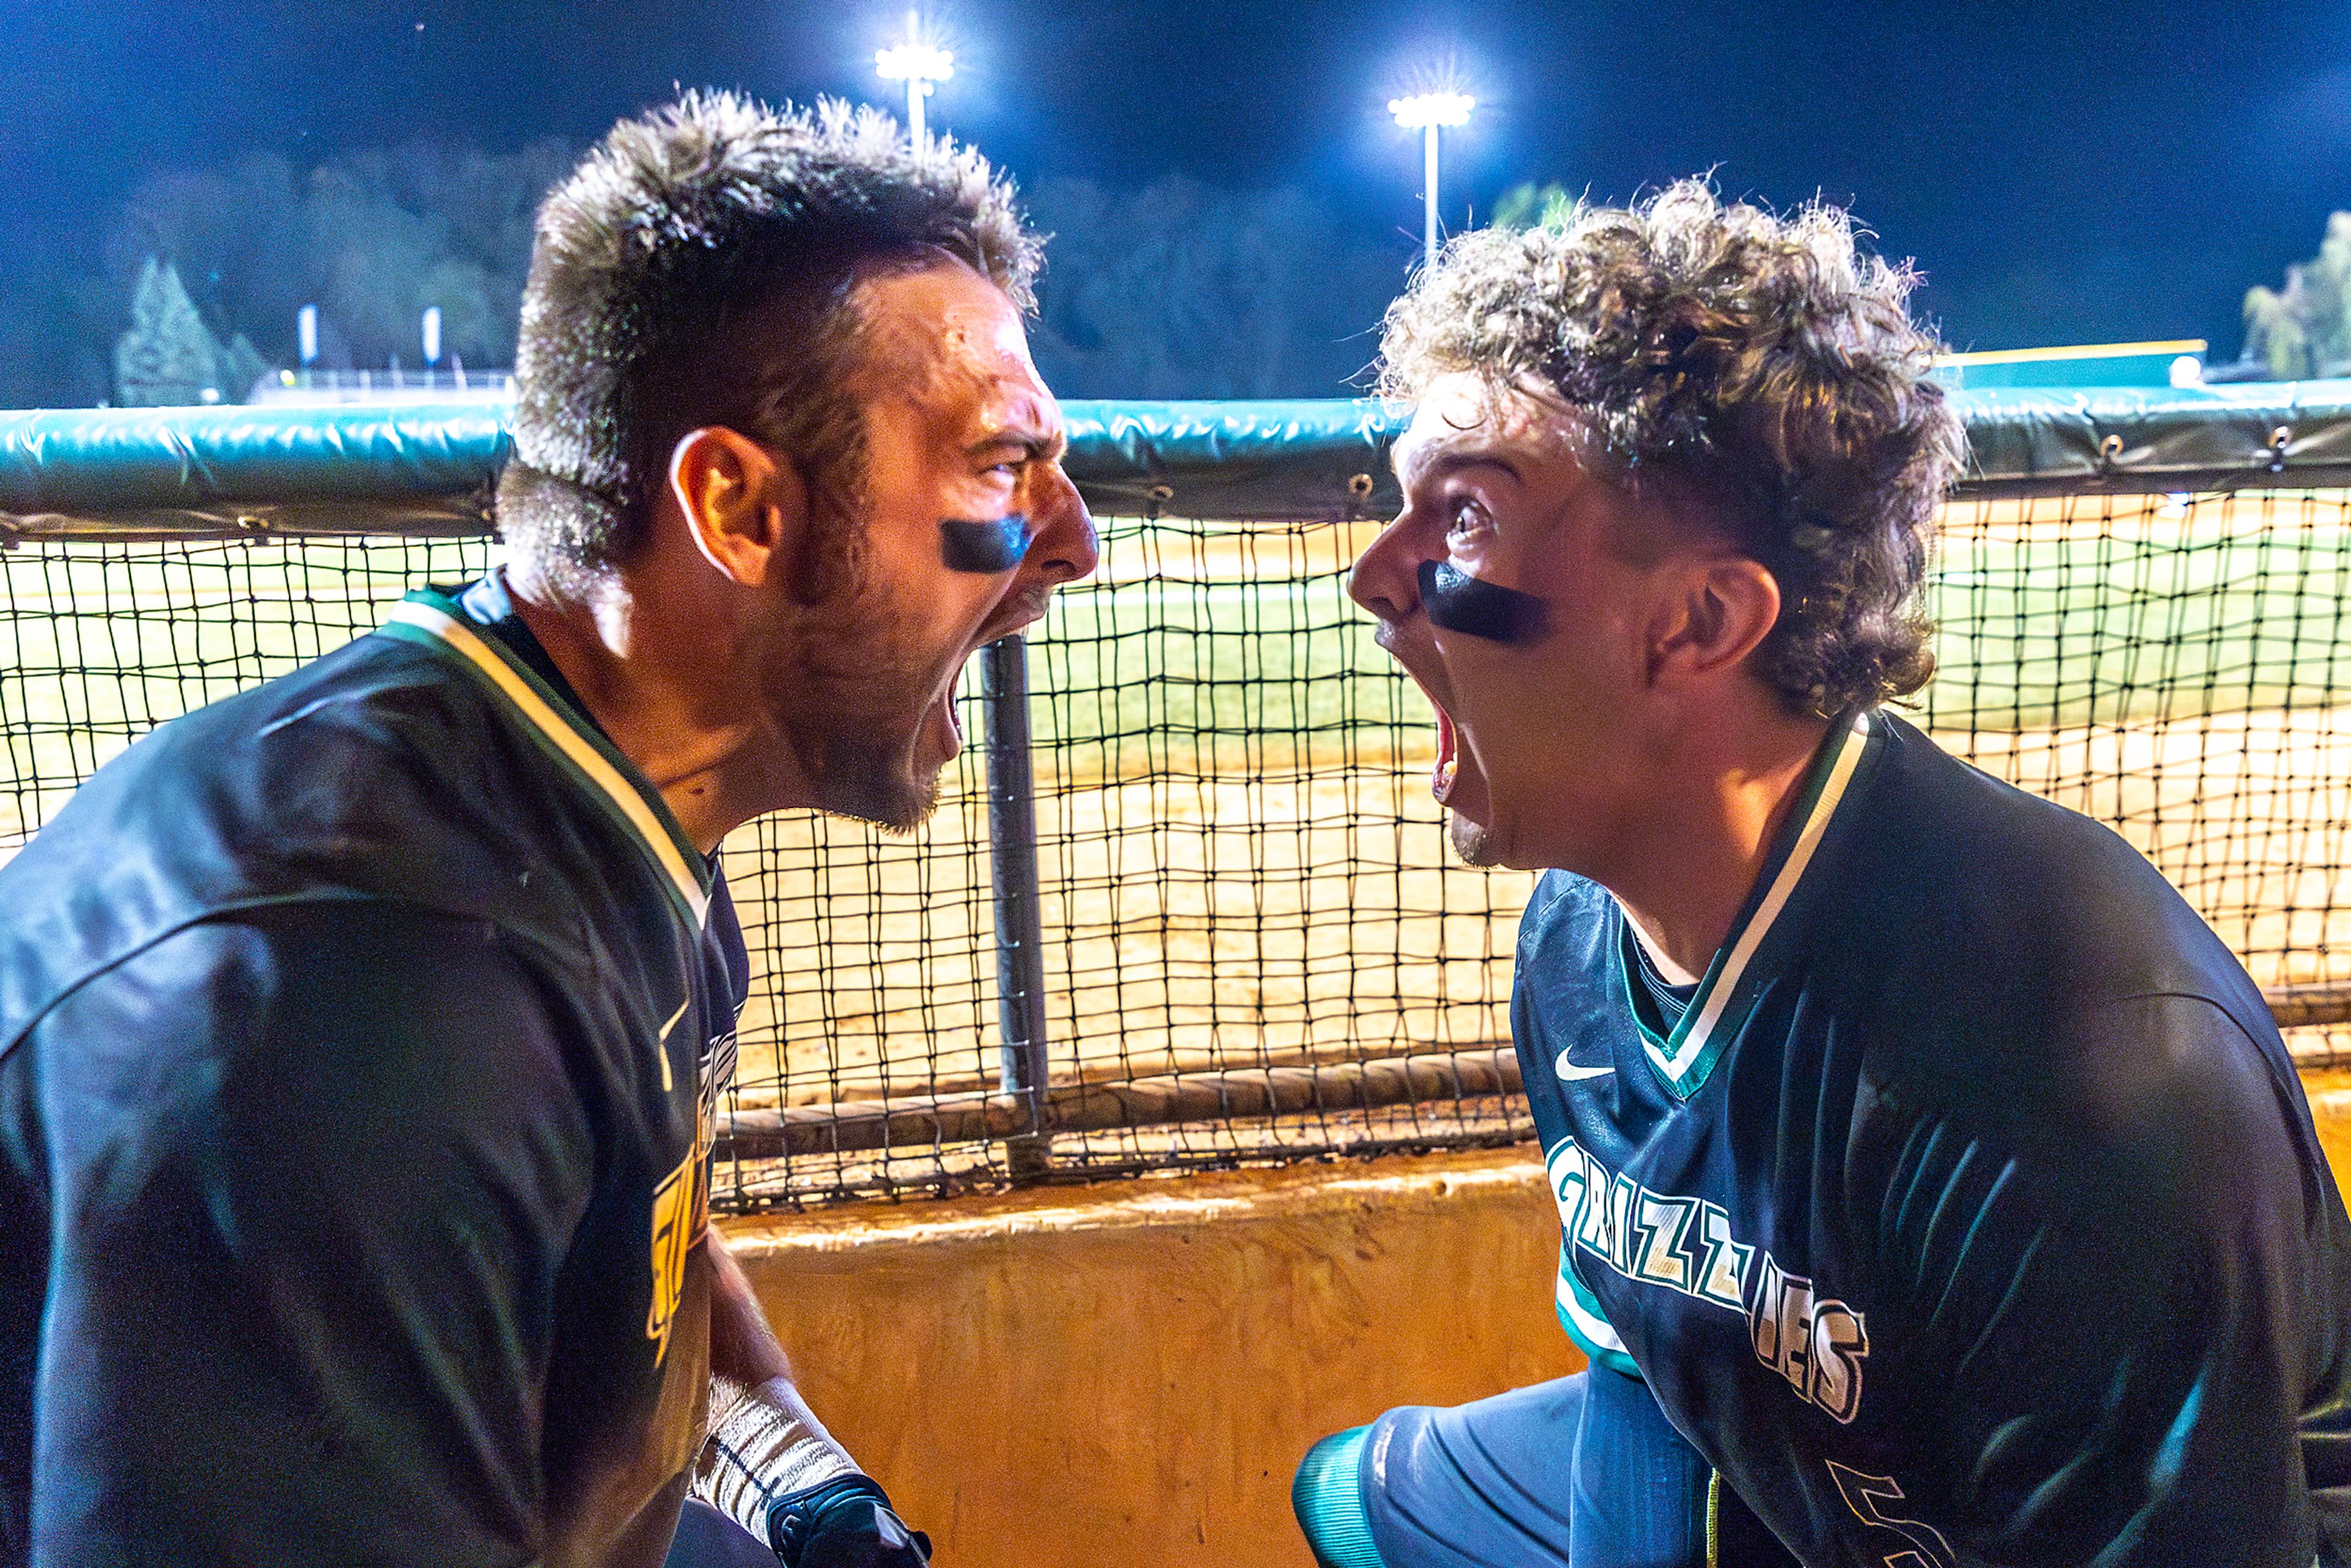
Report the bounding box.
[981,632,1052,1180]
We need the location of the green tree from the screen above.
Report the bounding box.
[1490,182,1578,231]
[113,258,222,406]
[2243,212,2351,378]
[1025,176,1398,397]
[110,255,274,405]
[86,140,571,394]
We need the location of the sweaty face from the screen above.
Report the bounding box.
[1348,373,1660,872]
[777,261,1097,831]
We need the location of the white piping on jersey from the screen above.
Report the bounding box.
[657,994,690,1093]
[383,600,711,929]
[1556,1270,1629,1354]
[1644,710,1872,1086]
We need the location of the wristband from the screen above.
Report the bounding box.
[694,1374,860,1546]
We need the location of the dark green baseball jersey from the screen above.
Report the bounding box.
[1,574,747,1568]
[1518,710,2351,1567]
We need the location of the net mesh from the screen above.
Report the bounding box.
[4,487,2347,1208]
[0,535,498,848]
[1921,490,2351,1063]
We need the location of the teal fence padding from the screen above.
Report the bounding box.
[0,402,511,538]
[1057,397,1405,521]
[6,384,2351,537]
[1930,348,2200,392]
[1954,381,2351,495]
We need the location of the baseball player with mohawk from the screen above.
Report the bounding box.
[2,94,1095,1568]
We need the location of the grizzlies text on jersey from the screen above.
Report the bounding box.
[1517,709,2351,1567]
[0,574,747,1568]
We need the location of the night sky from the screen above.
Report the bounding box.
[4,0,2348,405]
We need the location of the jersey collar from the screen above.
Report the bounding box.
[1616,708,1877,1101]
[375,587,713,932]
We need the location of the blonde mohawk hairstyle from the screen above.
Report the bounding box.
[501,91,1042,588]
[1381,179,1967,717]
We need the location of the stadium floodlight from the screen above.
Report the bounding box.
[1389,91,1475,271]
[876,10,954,144]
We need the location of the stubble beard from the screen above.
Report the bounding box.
[778,576,950,837]
[798,708,943,835]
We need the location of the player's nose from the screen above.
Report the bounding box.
[1026,462,1098,587]
[1348,512,1424,626]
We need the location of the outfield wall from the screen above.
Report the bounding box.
[721,1068,2351,1568]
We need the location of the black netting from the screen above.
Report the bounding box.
[1,536,497,846]
[1922,490,2351,1068]
[5,487,2347,1209]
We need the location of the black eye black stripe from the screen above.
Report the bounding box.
[939,516,1033,573]
[1419,560,1545,643]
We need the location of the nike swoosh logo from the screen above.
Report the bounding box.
[1554,1052,1616,1082]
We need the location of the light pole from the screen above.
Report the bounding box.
[876,10,954,144]
[1389,91,1475,272]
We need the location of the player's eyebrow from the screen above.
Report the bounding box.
[967,426,1068,464]
[1393,443,1524,491]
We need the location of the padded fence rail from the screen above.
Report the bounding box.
[6,392,2351,1206]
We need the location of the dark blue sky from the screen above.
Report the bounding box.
[4,0,2348,402]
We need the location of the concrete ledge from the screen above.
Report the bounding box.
[719,1148,1579,1568]
[719,1070,2351,1568]
[2307,1068,2351,1186]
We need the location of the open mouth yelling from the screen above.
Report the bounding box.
[930,595,1052,765]
[929,664,966,760]
[1403,666,1461,807]
[913,668,965,770]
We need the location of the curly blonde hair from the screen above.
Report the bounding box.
[1379,180,1966,716]
[501,92,1042,592]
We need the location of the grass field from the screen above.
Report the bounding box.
[6,491,2350,1188]
[1011,499,2351,795]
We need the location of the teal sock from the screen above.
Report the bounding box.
[1292,1425,1384,1568]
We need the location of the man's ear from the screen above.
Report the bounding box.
[1645,555,1783,686]
[669,427,806,588]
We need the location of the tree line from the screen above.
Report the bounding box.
[2240,213,2351,381]
[92,141,1417,407]
[85,141,2350,407]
